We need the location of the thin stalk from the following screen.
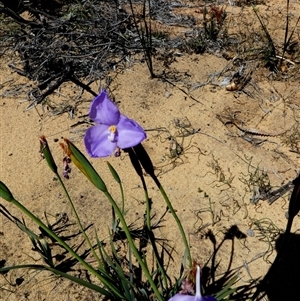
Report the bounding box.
[107,161,125,231]
[9,197,123,298]
[112,206,117,231]
[56,174,102,267]
[125,147,168,289]
[139,174,168,289]
[148,230,169,290]
[120,177,125,214]
[281,1,300,66]
[281,0,290,66]
[130,143,192,267]
[152,176,192,267]
[139,173,151,231]
[129,0,155,78]
[0,264,112,297]
[253,6,276,59]
[142,0,154,77]
[103,190,164,301]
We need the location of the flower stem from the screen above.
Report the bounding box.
[139,174,151,231]
[103,191,164,301]
[56,174,102,267]
[140,175,169,289]
[152,175,192,267]
[196,265,202,298]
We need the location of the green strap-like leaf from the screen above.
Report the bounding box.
[0,264,113,298]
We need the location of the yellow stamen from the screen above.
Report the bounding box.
[108,125,117,142]
[109,125,117,133]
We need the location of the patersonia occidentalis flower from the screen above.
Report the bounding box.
[84,90,146,158]
[168,266,217,301]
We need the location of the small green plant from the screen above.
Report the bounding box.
[202,155,234,189]
[194,195,221,227]
[253,0,300,70]
[248,218,282,263]
[281,127,300,153]
[183,5,227,55]
[0,91,248,301]
[203,5,227,41]
[0,135,185,301]
[186,37,206,54]
[239,161,271,204]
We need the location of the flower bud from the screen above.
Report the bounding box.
[39,135,58,174]
[0,181,14,202]
[60,139,107,192]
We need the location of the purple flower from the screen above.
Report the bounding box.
[84,90,146,158]
[169,266,217,301]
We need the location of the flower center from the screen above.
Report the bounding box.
[108,125,117,142]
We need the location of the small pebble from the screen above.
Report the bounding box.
[246,229,255,237]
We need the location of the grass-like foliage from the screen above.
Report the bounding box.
[253,0,300,71]
[128,0,155,78]
[0,131,248,300]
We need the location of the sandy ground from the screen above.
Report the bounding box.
[1,1,300,300]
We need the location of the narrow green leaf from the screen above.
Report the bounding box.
[109,238,134,300]
[216,288,237,300]
[95,235,117,284]
[0,264,112,297]
[215,275,238,299]
[107,162,125,213]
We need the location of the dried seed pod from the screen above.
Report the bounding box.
[280,64,288,73]
[222,51,235,60]
[225,82,238,91]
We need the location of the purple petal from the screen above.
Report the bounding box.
[84,124,117,158]
[168,294,196,301]
[116,114,146,149]
[89,90,120,125]
[202,296,217,301]
[168,294,216,301]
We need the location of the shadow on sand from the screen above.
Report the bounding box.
[255,232,300,300]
